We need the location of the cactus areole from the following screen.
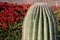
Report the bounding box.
[22,3,58,40]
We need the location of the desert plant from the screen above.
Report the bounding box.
[22,3,58,40]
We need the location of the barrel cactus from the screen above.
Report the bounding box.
[22,3,58,40]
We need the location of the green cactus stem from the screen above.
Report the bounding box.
[22,3,58,40]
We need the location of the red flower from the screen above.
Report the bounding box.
[18,4,23,9]
[0,18,2,20]
[0,2,3,5]
[0,14,2,17]
[16,17,20,22]
[15,7,21,10]
[2,23,6,29]
[9,12,14,17]
[13,12,19,16]
[4,17,9,21]
[8,8,15,12]
[1,18,6,23]
[9,17,14,24]
[52,5,58,10]
[4,3,14,7]
[22,11,26,16]
[22,4,31,10]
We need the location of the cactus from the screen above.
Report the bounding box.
[22,3,58,40]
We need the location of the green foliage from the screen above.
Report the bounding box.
[0,21,23,40]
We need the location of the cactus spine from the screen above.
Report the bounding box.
[22,3,58,40]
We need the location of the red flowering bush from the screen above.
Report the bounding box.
[0,2,31,40]
[0,2,59,40]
